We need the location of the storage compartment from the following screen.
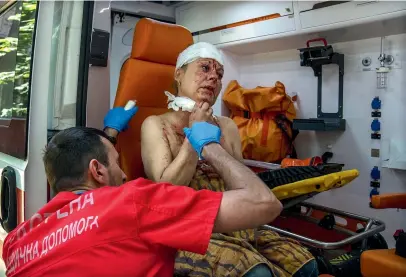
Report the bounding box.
[176,1,294,34]
[196,15,295,46]
[300,1,406,29]
[297,1,350,13]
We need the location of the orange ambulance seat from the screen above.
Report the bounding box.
[361,193,406,277]
[113,18,193,181]
[361,249,406,277]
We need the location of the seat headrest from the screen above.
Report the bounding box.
[132,18,193,66]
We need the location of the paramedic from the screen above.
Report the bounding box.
[2,104,282,277]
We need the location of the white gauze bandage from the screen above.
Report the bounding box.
[175,42,224,70]
[165,42,224,112]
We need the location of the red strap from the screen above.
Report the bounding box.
[260,112,271,147]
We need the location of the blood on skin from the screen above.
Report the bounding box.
[194,59,224,105]
[162,118,227,153]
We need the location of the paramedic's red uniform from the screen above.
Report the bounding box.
[3,178,222,277]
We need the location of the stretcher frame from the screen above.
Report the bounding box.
[244,159,386,251]
[261,202,386,250]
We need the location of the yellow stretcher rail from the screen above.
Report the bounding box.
[272,169,359,200]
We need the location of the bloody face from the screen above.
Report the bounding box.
[176,58,224,106]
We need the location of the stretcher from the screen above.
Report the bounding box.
[113,18,388,277]
[244,159,387,276]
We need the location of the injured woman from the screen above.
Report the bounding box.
[140,42,318,277]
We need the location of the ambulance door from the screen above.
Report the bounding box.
[0,0,91,235]
[0,0,39,234]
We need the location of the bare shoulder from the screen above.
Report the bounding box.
[141,116,164,141]
[216,116,239,135]
[141,115,165,131]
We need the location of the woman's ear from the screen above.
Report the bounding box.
[88,159,109,187]
[174,67,184,83]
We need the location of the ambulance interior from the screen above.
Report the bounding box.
[1,1,406,277]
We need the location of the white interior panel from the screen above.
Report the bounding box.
[176,1,293,33]
[214,34,406,247]
[110,15,140,108]
[297,0,353,13]
[199,16,295,46]
[300,1,406,29]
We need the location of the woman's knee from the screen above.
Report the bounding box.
[293,259,319,277]
[243,264,273,277]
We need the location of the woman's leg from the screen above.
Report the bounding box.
[243,264,273,277]
[292,259,319,277]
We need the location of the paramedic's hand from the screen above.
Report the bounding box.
[183,122,221,158]
[103,106,138,132]
[189,102,215,127]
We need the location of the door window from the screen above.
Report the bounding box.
[0,1,38,159]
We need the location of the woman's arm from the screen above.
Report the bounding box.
[141,115,198,185]
[218,116,244,161]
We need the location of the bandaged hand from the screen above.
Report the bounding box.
[183,122,221,159]
[103,105,138,132]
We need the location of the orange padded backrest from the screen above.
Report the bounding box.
[114,18,193,181]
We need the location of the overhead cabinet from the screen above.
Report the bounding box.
[176,1,296,46]
[299,1,406,29]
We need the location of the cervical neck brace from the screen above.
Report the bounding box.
[164,91,196,112]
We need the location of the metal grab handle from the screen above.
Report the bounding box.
[1,166,18,232]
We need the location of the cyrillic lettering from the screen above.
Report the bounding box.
[30,213,43,231]
[43,213,52,224]
[69,197,82,214]
[32,241,39,260]
[69,220,78,239]
[55,228,62,246]
[48,232,55,250]
[25,242,33,262]
[89,216,99,230]
[81,192,94,209]
[77,218,86,235]
[14,248,19,267]
[19,245,26,264]
[57,209,68,219]
[7,250,17,273]
[16,225,27,240]
[85,216,94,231]
[9,248,19,270]
[40,236,48,257]
[62,225,69,242]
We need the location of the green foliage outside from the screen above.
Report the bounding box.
[0,1,37,118]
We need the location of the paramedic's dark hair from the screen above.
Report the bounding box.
[43,127,111,193]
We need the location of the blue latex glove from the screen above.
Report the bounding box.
[103,106,138,132]
[183,122,221,159]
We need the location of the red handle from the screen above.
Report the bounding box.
[306,38,327,48]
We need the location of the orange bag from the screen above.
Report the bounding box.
[223,80,297,163]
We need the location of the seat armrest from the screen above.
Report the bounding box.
[371,193,406,209]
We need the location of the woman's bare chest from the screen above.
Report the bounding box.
[161,120,233,158]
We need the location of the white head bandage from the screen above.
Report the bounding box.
[175,42,224,69]
[165,42,223,112]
